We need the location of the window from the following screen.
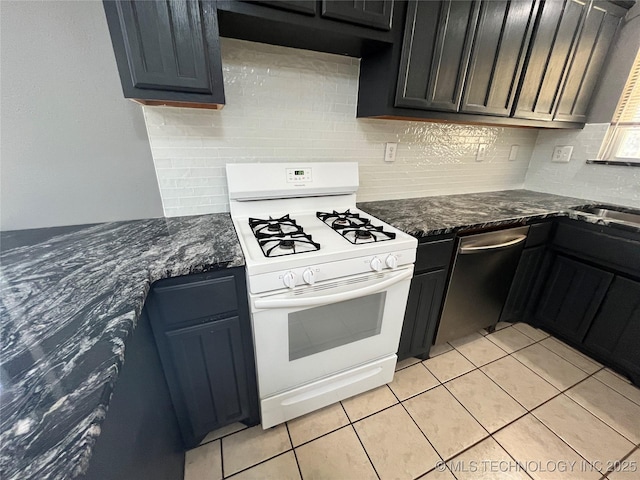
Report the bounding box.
[598,48,640,164]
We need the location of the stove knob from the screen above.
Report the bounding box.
[283,271,296,289]
[370,257,383,272]
[386,254,398,269]
[302,268,316,285]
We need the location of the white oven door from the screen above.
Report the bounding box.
[251,266,413,398]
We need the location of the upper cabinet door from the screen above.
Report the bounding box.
[554,1,626,123]
[461,0,539,116]
[513,0,588,120]
[103,0,225,106]
[321,0,394,31]
[395,0,480,112]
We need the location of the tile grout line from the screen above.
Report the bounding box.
[224,450,294,479]
[490,413,613,479]
[590,374,640,409]
[599,445,640,480]
[219,439,225,480]
[348,423,382,480]
[284,421,305,480]
[553,372,640,446]
[449,335,563,415]
[384,377,446,480]
[199,424,249,447]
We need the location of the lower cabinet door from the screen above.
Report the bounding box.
[584,276,640,384]
[501,245,547,323]
[166,317,250,440]
[535,255,613,343]
[397,269,447,360]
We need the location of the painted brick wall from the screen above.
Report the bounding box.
[524,123,640,208]
[144,38,538,217]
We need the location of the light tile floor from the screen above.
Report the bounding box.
[185,323,640,480]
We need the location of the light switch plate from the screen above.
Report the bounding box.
[384,142,397,163]
[552,146,573,163]
[476,144,488,162]
[509,145,519,161]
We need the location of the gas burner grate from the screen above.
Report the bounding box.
[249,214,303,236]
[257,232,321,257]
[338,224,397,244]
[317,210,396,244]
[316,209,369,229]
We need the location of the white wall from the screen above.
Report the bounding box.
[524,124,640,207]
[0,0,164,231]
[144,38,539,217]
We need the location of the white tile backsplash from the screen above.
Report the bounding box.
[524,123,640,207]
[144,38,539,217]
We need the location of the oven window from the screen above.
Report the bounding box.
[288,292,386,361]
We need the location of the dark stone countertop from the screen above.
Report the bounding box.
[0,214,244,480]
[358,189,601,237]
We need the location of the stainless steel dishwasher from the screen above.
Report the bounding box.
[435,226,529,345]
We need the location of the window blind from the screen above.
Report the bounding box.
[612,48,640,125]
[596,48,640,163]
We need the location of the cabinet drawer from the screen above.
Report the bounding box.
[552,222,640,273]
[415,238,455,273]
[152,275,238,327]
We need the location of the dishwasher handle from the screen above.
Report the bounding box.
[459,234,527,254]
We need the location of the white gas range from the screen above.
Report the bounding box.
[226,162,417,428]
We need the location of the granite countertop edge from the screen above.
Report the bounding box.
[0,213,244,480]
[357,189,640,238]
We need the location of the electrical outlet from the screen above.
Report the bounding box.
[552,146,573,163]
[509,145,519,161]
[476,144,488,162]
[385,142,397,163]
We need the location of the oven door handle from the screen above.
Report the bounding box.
[254,269,413,310]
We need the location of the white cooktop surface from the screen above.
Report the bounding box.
[233,206,417,276]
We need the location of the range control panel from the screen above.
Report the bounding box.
[286,167,312,183]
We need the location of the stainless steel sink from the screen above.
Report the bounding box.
[574,206,640,226]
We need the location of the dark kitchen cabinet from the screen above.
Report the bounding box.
[321,0,394,31]
[554,1,626,123]
[103,0,225,108]
[502,217,640,386]
[361,0,629,127]
[217,0,395,59]
[397,238,454,360]
[461,0,539,116]
[513,0,588,120]
[395,0,479,112]
[146,268,259,448]
[535,254,613,344]
[583,276,640,383]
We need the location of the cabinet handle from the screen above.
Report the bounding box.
[459,235,527,254]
